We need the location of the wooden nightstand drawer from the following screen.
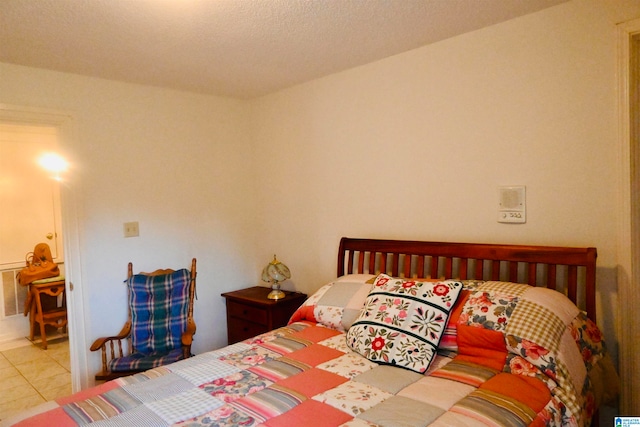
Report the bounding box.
[227,318,269,343]
[222,286,307,345]
[227,300,268,325]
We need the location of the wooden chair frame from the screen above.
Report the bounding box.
[90,258,197,381]
[26,278,67,350]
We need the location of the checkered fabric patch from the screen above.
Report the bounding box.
[550,361,582,421]
[171,358,242,385]
[165,352,218,371]
[207,342,252,358]
[87,405,169,427]
[505,299,565,353]
[146,387,223,424]
[121,372,194,403]
[476,281,529,297]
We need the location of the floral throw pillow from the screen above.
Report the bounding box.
[346,274,463,373]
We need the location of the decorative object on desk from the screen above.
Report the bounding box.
[17,242,60,286]
[261,254,291,300]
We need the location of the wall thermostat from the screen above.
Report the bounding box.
[498,186,526,224]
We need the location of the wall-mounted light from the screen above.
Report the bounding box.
[37,152,68,181]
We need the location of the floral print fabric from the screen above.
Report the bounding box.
[16,277,617,427]
[346,275,463,373]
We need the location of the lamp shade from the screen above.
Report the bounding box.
[261,255,290,300]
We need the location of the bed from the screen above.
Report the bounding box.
[6,237,618,427]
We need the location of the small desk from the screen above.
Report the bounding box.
[25,276,67,349]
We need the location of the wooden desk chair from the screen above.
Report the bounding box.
[24,276,67,349]
[90,259,197,381]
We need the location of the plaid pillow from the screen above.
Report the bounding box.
[130,268,191,355]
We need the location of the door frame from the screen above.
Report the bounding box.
[0,103,88,391]
[616,18,640,414]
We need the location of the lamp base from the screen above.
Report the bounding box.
[267,289,285,300]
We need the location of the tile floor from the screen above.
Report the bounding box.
[0,335,70,422]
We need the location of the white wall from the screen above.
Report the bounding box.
[1,0,639,409]
[0,64,260,386]
[250,0,633,376]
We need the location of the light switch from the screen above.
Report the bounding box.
[124,221,139,237]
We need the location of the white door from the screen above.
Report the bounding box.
[0,123,64,339]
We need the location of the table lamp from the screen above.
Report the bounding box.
[261,255,291,300]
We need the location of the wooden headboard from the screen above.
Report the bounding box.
[337,237,598,322]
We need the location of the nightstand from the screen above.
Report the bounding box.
[221,286,307,344]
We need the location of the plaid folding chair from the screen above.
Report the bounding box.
[90,259,197,381]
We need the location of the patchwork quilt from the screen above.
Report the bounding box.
[9,275,618,427]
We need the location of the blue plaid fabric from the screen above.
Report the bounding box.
[109,348,186,372]
[109,268,191,372]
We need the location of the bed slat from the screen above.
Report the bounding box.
[491,260,500,280]
[548,264,557,290]
[459,258,468,280]
[417,256,425,278]
[475,259,484,279]
[528,263,537,287]
[431,258,438,279]
[568,265,578,304]
[509,262,518,282]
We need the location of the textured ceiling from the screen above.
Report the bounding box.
[0,0,567,99]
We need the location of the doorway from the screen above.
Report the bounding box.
[0,123,65,342]
[0,104,89,392]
